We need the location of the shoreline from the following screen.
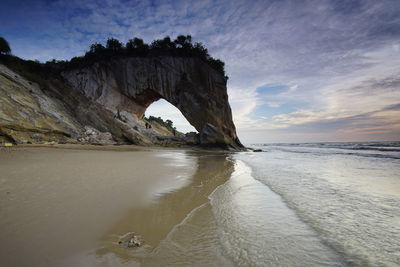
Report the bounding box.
[5,143,240,154]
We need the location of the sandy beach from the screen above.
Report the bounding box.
[2,143,398,266]
[0,145,234,266]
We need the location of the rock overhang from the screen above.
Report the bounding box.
[62,56,244,150]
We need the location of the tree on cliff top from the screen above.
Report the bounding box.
[150,36,176,51]
[0,37,11,55]
[58,35,227,77]
[126,38,149,54]
[106,38,123,52]
[174,35,192,49]
[89,43,106,54]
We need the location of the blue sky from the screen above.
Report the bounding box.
[1,0,400,143]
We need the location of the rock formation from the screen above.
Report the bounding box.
[0,64,82,144]
[0,56,244,150]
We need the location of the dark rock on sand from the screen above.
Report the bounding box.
[118,232,143,248]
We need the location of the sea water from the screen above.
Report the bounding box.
[151,142,400,266]
[232,142,400,266]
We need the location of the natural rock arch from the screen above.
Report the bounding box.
[63,56,243,149]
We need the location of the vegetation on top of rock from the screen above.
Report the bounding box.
[0,54,57,87]
[49,35,227,77]
[0,37,11,55]
[0,37,57,87]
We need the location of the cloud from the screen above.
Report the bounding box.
[266,102,281,108]
[1,0,400,142]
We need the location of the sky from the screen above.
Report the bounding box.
[1,0,400,143]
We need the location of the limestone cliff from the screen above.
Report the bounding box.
[0,56,243,150]
[0,64,82,143]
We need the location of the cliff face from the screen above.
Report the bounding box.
[0,64,82,143]
[62,57,242,149]
[0,56,243,150]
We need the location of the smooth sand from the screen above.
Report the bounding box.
[0,146,233,266]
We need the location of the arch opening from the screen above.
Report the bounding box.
[144,99,197,134]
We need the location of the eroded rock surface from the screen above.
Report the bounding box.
[0,56,243,150]
[62,57,243,149]
[0,64,82,143]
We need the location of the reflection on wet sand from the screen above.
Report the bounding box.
[0,147,232,267]
[95,152,234,265]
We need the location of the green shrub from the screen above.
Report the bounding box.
[144,115,178,134]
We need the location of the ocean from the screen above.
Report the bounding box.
[137,142,400,266]
[230,142,400,266]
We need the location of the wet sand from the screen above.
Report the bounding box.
[0,146,234,266]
